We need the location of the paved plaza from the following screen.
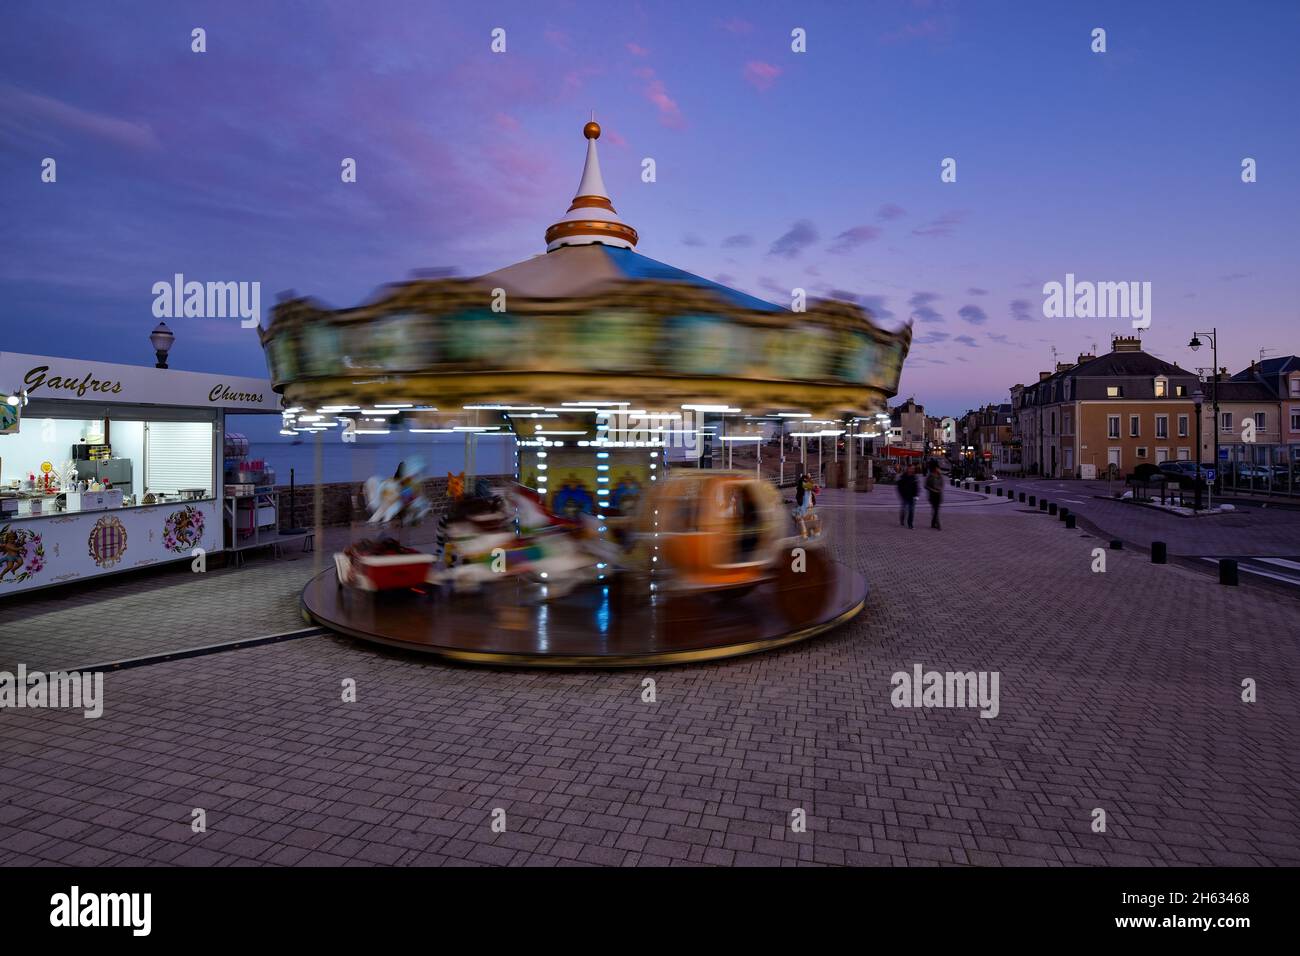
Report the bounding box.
[1,489,1297,866]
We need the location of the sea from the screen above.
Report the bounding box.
[245,436,517,486]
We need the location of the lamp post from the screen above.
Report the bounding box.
[1192,387,1204,511]
[151,322,175,369]
[1188,329,1219,492]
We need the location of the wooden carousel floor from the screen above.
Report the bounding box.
[301,549,867,667]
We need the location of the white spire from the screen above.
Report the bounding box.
[544,118,638,252]
[574,136,609,200]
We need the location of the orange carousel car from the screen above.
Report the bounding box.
[631,471,791,592]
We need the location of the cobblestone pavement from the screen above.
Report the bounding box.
[0,525,435,671]
[1,492,1297,867]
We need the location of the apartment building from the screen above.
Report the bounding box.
[1014,336,1199,478]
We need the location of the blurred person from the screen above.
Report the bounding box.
[926,461,944,530]
[897,464,918,529]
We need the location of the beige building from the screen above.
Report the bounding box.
[1014,337,1199,478]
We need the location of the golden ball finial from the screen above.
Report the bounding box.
[583,120,601,140]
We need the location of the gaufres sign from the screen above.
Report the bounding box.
[0,352,280,412]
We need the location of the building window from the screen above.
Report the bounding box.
[1136,447,1148,458]
[1156,415,1168,439]
[1154,378,1167,397]
[1178,414,1189,437]
[1107,386,1123,398]
[1174,384,1187,397]
[1107,415,1120,439]
[1254,412,1266,430]
[1291,379,1300,397]
[1221,412,1233,433]
[1063,412,1072,434]
[1129,415,1140,437]
[1291,409,1300,431]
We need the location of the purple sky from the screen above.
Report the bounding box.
[2,0,1297,416]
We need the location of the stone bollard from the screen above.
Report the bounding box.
[1059,507,1069,522]
[997,488,1003,496]
[1110,539,1123,550]
[1219,559,1239,586]
[1019,492,1026,503]
[1028,495,1036,506]
[1151,541,1167,564]
[1048,503,1057,515]
[1038,499,1046,511]
[1065,514,1076,529]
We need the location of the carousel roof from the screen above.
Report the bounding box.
[259,116,911,419]
[480,245,784,313]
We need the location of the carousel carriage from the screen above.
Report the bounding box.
[629,471,791,592]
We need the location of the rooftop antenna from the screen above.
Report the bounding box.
[1259,347,1277,362]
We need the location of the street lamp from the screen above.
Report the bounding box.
[151,322,175,369]
[1189,328,1220,492]
[1192,387,1204,511]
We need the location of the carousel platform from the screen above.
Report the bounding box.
[301,548,867,668]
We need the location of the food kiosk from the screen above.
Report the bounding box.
[0,351,281,596]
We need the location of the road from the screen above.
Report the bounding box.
[990,477,1300,593]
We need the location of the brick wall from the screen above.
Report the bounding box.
[273,475,510,530]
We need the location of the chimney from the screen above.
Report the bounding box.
[1077,352,1095,364]
[1039,371,1051,381]
[1111,335,1142,353]
[1055,362,1073,372]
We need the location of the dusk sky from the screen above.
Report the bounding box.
[2,0,1297,416]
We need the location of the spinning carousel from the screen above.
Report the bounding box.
[259,120,910,666]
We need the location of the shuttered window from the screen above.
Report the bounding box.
[145,421,213,494]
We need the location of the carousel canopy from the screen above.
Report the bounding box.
[259,118,912,422]
[481,244,783,314]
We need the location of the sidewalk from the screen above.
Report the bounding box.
[1,493,1296,866]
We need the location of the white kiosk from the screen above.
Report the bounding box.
[0,351,281,596]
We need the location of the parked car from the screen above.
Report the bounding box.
[1156,460,1213,488]
[1233,464,1273,481]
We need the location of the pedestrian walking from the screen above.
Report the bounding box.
[926,461,944,530]
[897,464,919,529]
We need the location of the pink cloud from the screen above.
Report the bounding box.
[626,42,649,57]
[635,68,685,128]
[493,112,521,131]
[561,65,602,95]
[719,18,754,34]
[743,61,782,92]
[543,29,571,51]
[880,17,951,44]
[0,85,160,151]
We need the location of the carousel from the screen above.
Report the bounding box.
[259,119,911,666]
